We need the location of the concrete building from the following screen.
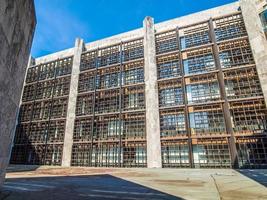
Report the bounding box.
[0,0,36,188]
[10,0,267,169]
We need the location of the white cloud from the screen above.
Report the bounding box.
[31,1,91,57]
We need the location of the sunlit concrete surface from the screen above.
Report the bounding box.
[0,166,266,200]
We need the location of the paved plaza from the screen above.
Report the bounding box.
[0,166,266,200]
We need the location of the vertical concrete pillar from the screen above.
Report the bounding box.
[143,16,162,168]
[62,38,84,167]
[241,0,267,105]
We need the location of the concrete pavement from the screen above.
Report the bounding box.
[0,166,266,200]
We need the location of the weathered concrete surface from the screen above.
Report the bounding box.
[143,17,162,168]
[0,0,36,189]
[1,166,267,200]
[62,38,84,167]
[241,0,267,105]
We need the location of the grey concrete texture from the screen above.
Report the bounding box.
[143,17,162,168]
[1,166,267,200]
[241,0,267,105]
[62,38,84,167]
[0,0,36,189]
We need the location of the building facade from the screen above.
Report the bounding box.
[0,0,36,188]
[10,0,267,169]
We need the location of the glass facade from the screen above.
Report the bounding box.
[12,57,73,165]
[11,9,267,169]
[156,12,267,168]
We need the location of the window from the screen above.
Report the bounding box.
[215,25,245,41]
[189,106,226,136]
[187,82,220,104]
[162,144,189,167]
[214,14,247,41]
[193,141,231,168]
[260,8,267,36]
[158,61,180,79]
[108,121,123,136]
[122,39,144,61]
[77,124,83,138]
[218,39,254,68]
[180,37,186,50]
[183,54,215,75]
[97,66,120,89]
[180,31,210,49]
[224,67,263,99]
[135,147,146,164]
[73,118,93,142]
[80,51,97,71]
[155,30,178,54]
[128,93,138,108]
[123,68,144,85]
[56,57,72,76]
[122,113,145,139]
[39,62,56,80]
[157,54,181,79]
[76,94,94,116]
[122,86,145,111]
[236,137,267,168]
[161,114,186,137]
[160,88,183,107]
[99,45,120,67]
[230,99,267,135]
[103,73,120,88]
[26,66,39,83]
[78,72,95,93]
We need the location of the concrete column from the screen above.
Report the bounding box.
[240,0,267,105]
[62,38,84,167]
[143,16,162,168]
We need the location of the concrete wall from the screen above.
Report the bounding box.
[241,0,267,106]
[0,0,36,188]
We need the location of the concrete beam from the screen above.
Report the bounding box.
[240,0,267,106]
[143,16,162,168]
[62,38,84,167]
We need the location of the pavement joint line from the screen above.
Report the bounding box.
[210,174,222,200]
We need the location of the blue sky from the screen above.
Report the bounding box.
[32,0,236,57]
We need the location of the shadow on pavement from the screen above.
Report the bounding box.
[2,174,183,200]
[237,169,267,187]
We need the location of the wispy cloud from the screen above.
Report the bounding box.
[31,0,235,57]
[31,1,91,57]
